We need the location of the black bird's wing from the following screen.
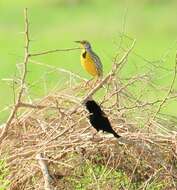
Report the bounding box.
[85,100,121,139]
[101,115,121,139]
[88,114,100,132]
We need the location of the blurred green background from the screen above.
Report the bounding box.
[0,0,177,123]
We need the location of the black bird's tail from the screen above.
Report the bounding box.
[112,130,121,139]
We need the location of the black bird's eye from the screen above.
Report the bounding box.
[85,100,103,114]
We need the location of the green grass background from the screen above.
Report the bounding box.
[0,0,177,123]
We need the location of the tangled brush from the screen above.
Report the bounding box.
[0,9,177,190]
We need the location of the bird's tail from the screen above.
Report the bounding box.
[112,130,121,139]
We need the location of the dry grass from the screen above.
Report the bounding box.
[1,80,177,189]
[0,8,177,190]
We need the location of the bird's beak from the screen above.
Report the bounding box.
[74,40,82,44]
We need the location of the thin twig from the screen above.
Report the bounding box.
[153,52,177,120]
[29,59,87,82]
[29,47,80,57]
[19,102,60,110]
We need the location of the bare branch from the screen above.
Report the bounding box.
[36,153,54,190]
[1,8,176,190]
[29,59,87,82]
[29,47,80,57]
[153,52,177,119]
[0,8,30,143]
[19,102,58,110]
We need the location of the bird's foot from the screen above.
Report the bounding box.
[92,77,105,89]
[86,79,94,86]
[81,78,94,89]
[92,131,98,139]
[82,77,102,89]
[91,131,103,142]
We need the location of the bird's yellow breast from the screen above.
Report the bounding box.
[80,50,98,77]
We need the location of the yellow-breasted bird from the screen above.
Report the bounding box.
[75,40,103,78]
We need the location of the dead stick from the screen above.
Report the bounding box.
[36,153,54,190]
[29,47,80,57]
[0,8,30,143]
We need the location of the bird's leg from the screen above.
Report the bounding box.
[79,79,91,89]
[92,76,103,87]
[84,77,102,89]
[96,76,101,83]
[84,77,99,89]
[84,78,94,88]
[92,131,97,139]
[92,129,100,139]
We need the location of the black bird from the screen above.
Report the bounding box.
[85,100,121,139]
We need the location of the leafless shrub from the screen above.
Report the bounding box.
[0,8,177,190]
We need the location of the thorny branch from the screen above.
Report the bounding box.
[0,10,82,144]
[0,8,30,143]
[0,9,177,190]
